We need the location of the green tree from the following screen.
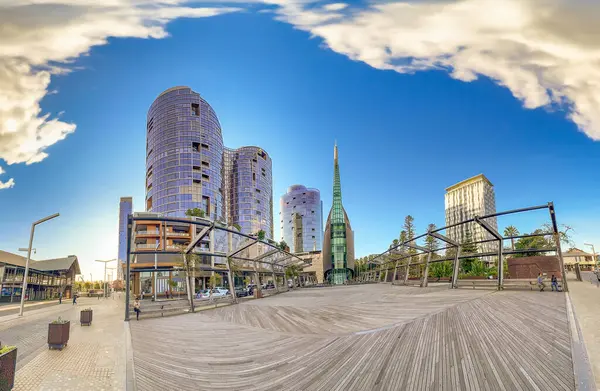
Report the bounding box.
[178,248,200,312]
[429,261,453,280]
[83,281,92,291]
[209,273,222,289]
[285,264,302,288]
[425,223,440,253]
[503,225,519,251]
[460,230,479,273]
[93,282,101,289]
[513,229,553,257]
[256,230,266,241]
[185,208,206,218]
[541,223,574,247]
[279,240,289,251]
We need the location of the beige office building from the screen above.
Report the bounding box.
[445,174,498,255]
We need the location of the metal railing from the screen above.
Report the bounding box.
[137,243,160,249]
[136,230,159,235]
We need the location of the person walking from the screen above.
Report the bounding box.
[58,291,62,304]
[133,297,141,321]
[551,275,558,292]
[72,292,77,305]
[537,273,546,292]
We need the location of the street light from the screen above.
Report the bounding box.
[95,259,116,298]
[584,243,597,270]
[19,213,60,317]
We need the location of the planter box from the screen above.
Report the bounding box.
[48,321,70,350]
[0,347,17,391]
[80,310,93,326]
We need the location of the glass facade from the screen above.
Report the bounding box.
[118,197,133,280]
[224,147,273,238]
[280,185,323,253]
[330,144,347,284]
[146,86,225,220]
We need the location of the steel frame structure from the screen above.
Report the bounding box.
[124,216,307,321]
[365,203,567,291]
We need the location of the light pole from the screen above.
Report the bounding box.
[95,259,116,298]
[154,242,160,301]
[19,213,60,317]
[584,243,597,270]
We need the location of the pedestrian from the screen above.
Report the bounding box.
[72,292,77,305]
[58,291,62,304]
[595,271,600,288]
[133,297,141,321]
[141,291,144,300]
[551,274,558,292]
[537,273,546,292]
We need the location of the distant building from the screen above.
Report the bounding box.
[562,248,596,271]
[295,251,324,283]
[118,197,133,280]
[444,174,498,255]
[146,86,225,220]
[0,250,80,301]
[322,143,355,284]
[280,185,323,253]
[224,147,273,239]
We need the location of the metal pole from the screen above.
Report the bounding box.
[19,212,59,317]
[154,242,159,301]
[226,231,237,303]
[451,246,461,289]
[422,251,432,288]
[125,215,132,321]
[549,202,568,292]
[18,225,35,317]
[497,240,504,290]
[104,262,108,298]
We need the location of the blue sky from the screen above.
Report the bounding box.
[1,1,599,279]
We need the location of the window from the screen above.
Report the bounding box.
[193,179,201,184]
[192,142,200,152]
[193,166,201,171]
[312,228,315,231]
[201,143,209,150]
[201,161,209,167]
[311,211,315,214]
[202,174,209,181]
[256,189,261,193]
[256,200,260,204]
[191,103,200,116]
[312,236,315,239]
[253,173,256,181]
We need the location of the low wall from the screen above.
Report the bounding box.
[507,256,562,279]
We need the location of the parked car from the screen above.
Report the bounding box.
[210,288,229,298]
[235,288,248,297]
[264,283,275,289]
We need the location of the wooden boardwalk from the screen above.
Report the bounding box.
[130,284,575,391]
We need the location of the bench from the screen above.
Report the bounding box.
[456,280,499,290]
[503,279,563,291]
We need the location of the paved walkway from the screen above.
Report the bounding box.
[0,296,127,390]
[568,271,600,389]
[130,284,575,390]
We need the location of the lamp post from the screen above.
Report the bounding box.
[154,242,160,301]
[95,259,116,298]
[19,213,60,317]
[584,243,597,270]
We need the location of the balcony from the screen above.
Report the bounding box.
[136,243,160,249]
[167,231,190,237]
[136,230,160,236]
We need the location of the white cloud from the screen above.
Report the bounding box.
[272,0,600,139]
[0,1,239,183]
[0,178,15,190]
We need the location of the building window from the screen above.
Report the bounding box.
[191,103,200,116]
[192,142,200,152]
[312,228,315,231]
[202,174,209,181]
[201,161,209,167]
[193,166,201,171]
[256,188,261,193]
[146,197,152,210]
[201,143,209,150]
[193,179,201,184]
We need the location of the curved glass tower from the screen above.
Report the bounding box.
[224,146,273,238]
[280,185,323,253]
[146,86,224,220]
[322,143,354,284]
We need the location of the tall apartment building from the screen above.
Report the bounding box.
[145,86,225,220]
[280,185,323,253]
[323,143,355,284]
[444,174,498,254]
[117,197,133,280]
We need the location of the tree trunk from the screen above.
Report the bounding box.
[510,238,515,251]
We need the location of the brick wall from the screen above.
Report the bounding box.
[507,256,562,279]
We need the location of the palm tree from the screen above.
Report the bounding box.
[503,226,519,251]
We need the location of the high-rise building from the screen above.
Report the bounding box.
[117,197,133,280]
[445,174,498,254]
[280,185,323,253]
[224,147,273,239]
[146,86,225,220]
[323,143,354,284]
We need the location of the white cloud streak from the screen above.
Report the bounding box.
[0,1,239,189]
[272,0,600,139]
